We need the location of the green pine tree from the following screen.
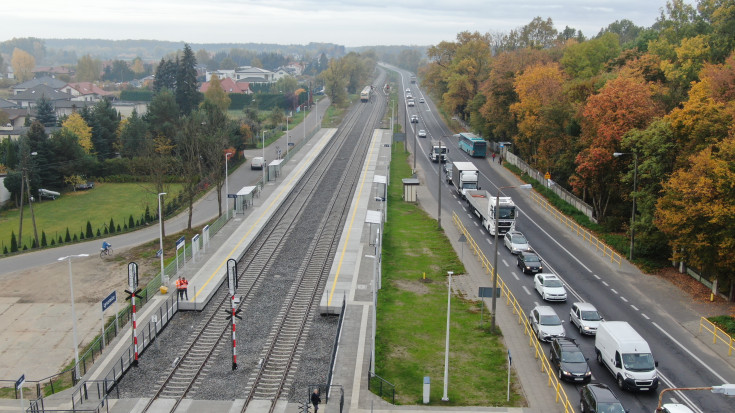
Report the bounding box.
[129,215,135,228]
[41,231,47,247]
[96,228,101,237]
[86,221,94,238]
[65,228,71,242]
[109,218,115,233]
[10,231,18,253]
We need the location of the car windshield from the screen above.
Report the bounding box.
[498,206,516,219]
[539,315,561,325]
[524,255,540,263]
[561,350,586,363]
[511,234,527,243]
[597,402,626,413]
[581,311,602,321]
[622,353,655,371]
[544,279,563,288]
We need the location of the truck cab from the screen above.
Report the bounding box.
[429,141,448,163]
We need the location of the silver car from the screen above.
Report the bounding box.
[529,306,565,342]
[569,302,603,335]
[504,231,530,254]
[534,273,567,302]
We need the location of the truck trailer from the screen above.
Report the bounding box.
[451,162,479,198]
[429,140,448,163]
[465,190,518,236]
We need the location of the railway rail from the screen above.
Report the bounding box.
[140,72,387,413]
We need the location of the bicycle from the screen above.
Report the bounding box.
[100,246,113,258]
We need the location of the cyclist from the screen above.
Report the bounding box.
[102,240,111,253]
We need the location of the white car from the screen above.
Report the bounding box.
[405,88,410,92]
[503,231,530,254]
[419,97,425,103]
[569,302,603,335]
[534,273,567,302]
[528,306,565,342]
[418,129,427,138]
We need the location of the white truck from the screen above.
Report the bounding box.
[465,190,518,236]
[594,321,659,392]
[429,140,448,163]
[451,162,479,199]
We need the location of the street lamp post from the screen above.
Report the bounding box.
[225,152,231,220]
[442,270,454,402]
[613,152,638,260]
[262,130,266,184]
[655,384,735,411]
[491,184,531,332]
[58,254,89,380]
[158,192,167,286]
[285,114,291,157]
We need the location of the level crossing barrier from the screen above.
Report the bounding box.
[453,211,575,413]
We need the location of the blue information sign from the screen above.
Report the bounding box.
[15,374,24,390]
[228,194,237,198]
[102,291,117,311]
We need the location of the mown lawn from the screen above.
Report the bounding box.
[375,142,523,406]
[0,183,181,252]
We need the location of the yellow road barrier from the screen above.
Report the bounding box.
[453,211,575,413]
[699,317,734,356]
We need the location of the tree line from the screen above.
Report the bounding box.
[419,0,735,299]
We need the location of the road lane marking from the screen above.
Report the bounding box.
[522,286,531,295]
[593,274,600,279]
[620,296,628,302]
[502,259,509,267]
[602,281,609,287]
[631,305,639,311]
[610,288,618,294]
[512,272,519,281]
[642,313,649,319]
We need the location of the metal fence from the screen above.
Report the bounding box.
[699,317,734,357]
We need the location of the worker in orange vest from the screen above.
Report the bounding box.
[175,276,184,300]
[181,277,189,300]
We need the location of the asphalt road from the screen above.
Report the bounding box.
[0,97,331,277]
[387,64,735,413]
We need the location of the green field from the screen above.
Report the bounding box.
[375,142,523,406]
[0,183,181,252]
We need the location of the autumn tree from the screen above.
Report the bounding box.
[76,54,101,82]
[203,74,231,112]
[656,136,735,300]
[62,113,93,153]
[571,74,662,221]
[561,32,621,78]
[510,62,574,180]
[11,48,35,82]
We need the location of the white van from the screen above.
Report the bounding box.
[594,321,658,391]
[251,156,266,170]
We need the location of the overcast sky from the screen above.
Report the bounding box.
[5,0,693,47]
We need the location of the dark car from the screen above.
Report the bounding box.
[550,338,591,383]
[579,383,627,413]
[517,251,543,274]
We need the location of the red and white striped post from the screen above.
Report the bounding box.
[126,262,140,367]
[226,259,240,370]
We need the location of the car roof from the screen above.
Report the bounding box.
[552,337,581,351]
[538,273,558,280]
[533,305,558,316]
[573,302,598,311]
[585,383,620,403]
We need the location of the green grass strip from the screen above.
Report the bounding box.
[375,142,523,406]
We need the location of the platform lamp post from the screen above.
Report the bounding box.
[442,270,454,402]
[491,185,532,333]
[285,113,291,157]
[613,152,638,260]
[58,253,89,380]
[158,192,167,286]
[262,130,266,184]
[225,152,232,220]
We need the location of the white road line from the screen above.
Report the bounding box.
[631,305,639,311]
[620,296,628,302]
[486,239,492,246]
[652,322,729,383]
[522,286,531,295]
[658,372,706,413]
[593,274,600,279]
[642,313,649,319]
[512,272,520,281]
[602,281,609,287]
[502,259,509,267]
[473,221,479,227]
[611,288,618,294]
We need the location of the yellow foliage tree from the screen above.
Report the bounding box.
[62,113,93,153]
[203,74,231,112]
[656,135,735,294]
[11,48,35,82]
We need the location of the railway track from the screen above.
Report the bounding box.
[141,71,387,413]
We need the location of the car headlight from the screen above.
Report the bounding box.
[562,370,571,376]
[585,371,592,376]
[625,373,634,379]
[583,326,591,331]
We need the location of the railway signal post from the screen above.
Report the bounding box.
[225,259,242,370]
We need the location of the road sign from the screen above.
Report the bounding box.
[176,236,185,247]
[288,142,295,147]
[156,249,163,257]
[479,287,500,298]
[102,291,117,311]
[15,374,24,390]
[228,194,237,198]
[544,172,551,180]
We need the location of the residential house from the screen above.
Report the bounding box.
[199,77,250,94]
[10,85,73,108]
[0,108,33,128]
[11,76,67,95]
[205,70,235,82]
[234,66,275,83]
[62,82,115,102]
[33,66,74,78]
